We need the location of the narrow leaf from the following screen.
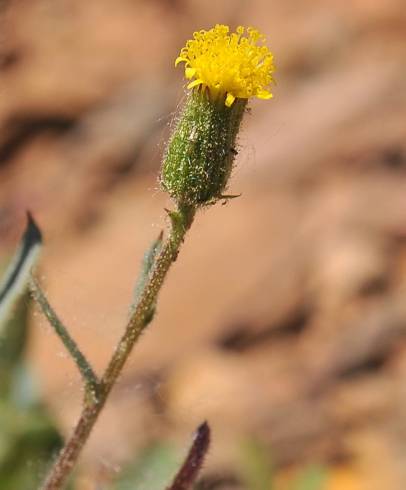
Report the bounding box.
[167,421,211,490]
[0,213,42,329]
[131,231,163,312]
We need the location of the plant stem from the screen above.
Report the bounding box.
[29,277,99,389]
[41,204,195,490]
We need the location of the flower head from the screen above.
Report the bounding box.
[175,24,275,107]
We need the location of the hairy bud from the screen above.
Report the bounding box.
[161,90,246,207]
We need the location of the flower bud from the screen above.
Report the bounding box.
[161,24,275,208]
[161,90,246,206]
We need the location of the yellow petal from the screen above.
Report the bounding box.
[185,67,197,79]
[175,56,187,67]
[175,25,275,103]
[256,90,273,100]
[225,93,236,107]
[187,79,204,89]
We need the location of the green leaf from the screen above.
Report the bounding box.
[0,293,30,397]
[290,465,328,490]
[0,215,69,489]
[239,439,274,490]
[112,443,181,490]
[0,396,64,490]
[131,231,163,314]
[0,213,42,330]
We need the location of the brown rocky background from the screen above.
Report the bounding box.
[1,0,406,488]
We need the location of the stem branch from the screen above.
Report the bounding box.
[29,277,99,390]
[40,204,195,490]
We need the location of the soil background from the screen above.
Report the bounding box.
[1,1,406,489]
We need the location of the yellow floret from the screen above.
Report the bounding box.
[175,24,275,107]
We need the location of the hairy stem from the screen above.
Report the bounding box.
[29,277,99,389]
[168,421,211,490]
[40,204,195,490]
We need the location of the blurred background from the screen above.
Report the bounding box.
[1,0,406,488]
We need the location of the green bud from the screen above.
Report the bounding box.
[160,90,247,207]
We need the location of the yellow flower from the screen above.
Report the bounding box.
[175,24,275,107]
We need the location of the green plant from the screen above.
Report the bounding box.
[0,216,65,490]
[6,24,276,489]
[240,439,327,490]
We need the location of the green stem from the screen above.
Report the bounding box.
[29,277,99,391]
[40,204,195,490]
